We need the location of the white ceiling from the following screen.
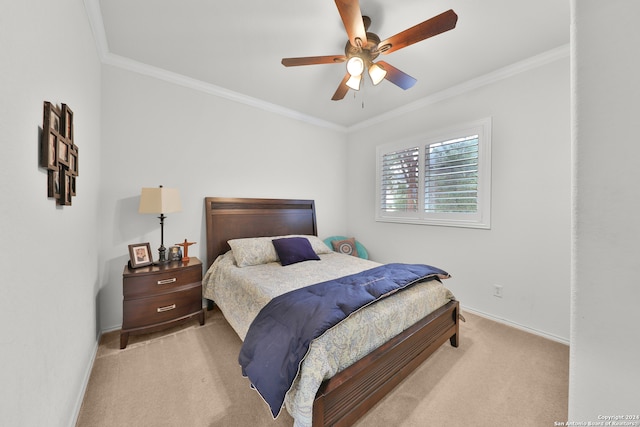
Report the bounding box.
[92,0,569,129]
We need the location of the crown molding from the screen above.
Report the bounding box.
[84,0,567,134]
[349,43,570,132]
[101,53,346,132]
[83,0,109,61]
[83,0,346,132]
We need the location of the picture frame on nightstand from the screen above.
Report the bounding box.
[168,245,182,261]
[128,242,153,268]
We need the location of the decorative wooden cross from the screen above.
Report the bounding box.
[175,239,196,263]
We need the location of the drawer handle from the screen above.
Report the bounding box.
[157,304,176,313]
[157,278,177,285]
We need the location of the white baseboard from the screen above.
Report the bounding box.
[68,334,101,427]
[461,305,570,346]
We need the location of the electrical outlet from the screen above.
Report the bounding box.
[493,284,503,298]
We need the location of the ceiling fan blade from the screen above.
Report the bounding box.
[377,61,417,90]
[282,55,346,67]
[335,0,368,47]
[331,74,351,101]
[378,9,458,55]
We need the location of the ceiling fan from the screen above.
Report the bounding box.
[281,1,458,101]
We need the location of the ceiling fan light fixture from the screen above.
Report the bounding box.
[346,74,362,91]
[368,63,387,85]
[346,56,365,77]
[281,6,458,101]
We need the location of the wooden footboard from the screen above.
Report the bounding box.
[313,300,459,427]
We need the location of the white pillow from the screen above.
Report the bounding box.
[303,235,333,255]
[228,235,331,267]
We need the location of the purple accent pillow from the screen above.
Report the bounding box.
[272,237,321,266]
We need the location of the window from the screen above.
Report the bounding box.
[376,118,491,229]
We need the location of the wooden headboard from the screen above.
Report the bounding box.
[204,197,318,268]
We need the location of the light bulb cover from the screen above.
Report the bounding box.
[346,74,362,90]
[346,57,365,76]
[368,63,387,85]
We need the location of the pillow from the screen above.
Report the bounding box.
[304,235,333,255]
[272,237,320,266]
[228,236,278,267]
[331,237,360,257]
[228,235,331,267]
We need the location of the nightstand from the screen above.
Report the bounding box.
[120,257,205,349]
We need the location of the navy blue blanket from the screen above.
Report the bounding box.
[238,263,449,418]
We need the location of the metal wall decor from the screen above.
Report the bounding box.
[41,101,78,206]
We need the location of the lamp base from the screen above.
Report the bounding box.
[156,246,170,264]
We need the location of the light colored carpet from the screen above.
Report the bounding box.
[76,308,568,427]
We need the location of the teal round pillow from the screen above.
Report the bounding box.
[323,236,369,260]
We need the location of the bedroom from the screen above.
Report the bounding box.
[1,1,638,426]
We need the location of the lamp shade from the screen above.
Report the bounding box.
[138,186,182,214]
[368,63,387,85]
[346,74,362,91]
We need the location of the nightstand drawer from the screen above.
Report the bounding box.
[123,267,201,298]
[122,285,202,329]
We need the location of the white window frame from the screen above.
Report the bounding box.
[376,117,492,229]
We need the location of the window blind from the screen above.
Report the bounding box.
[380,146,420,212]
[424,135,479,213]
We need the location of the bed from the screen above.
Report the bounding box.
[203,197,460,426]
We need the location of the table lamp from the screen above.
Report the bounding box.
[138,185,182,263]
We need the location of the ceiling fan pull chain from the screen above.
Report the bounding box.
[362,79,366,109]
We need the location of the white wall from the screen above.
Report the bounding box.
[346,58,571,342]
[98,65,349,331]
[0,1,102,426]
[570,0,640,420]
